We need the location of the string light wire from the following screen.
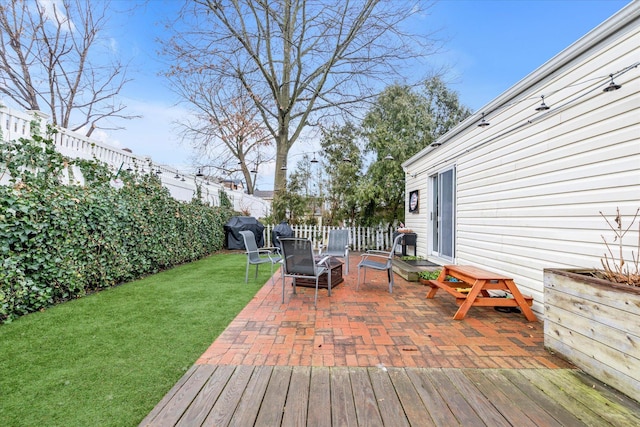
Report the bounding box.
[408,62,639,178]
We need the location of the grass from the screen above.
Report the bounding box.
[0,252,272,427]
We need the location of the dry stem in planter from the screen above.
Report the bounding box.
[599,207,640,287]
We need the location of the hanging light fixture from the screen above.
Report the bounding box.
[126,164,133,172]
[280,165,288,171]
[535,95,550,111]
[174,172,180,179]
[603,73,622,92]
[155,168,162,175]
[250,165,258,174]
[477,112,490,127]
[342,156,352,163]
[180,176,185,182]
[384,153,394,161]
[196,168,204,177]
[310,153,319,164]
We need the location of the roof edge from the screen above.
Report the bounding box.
[403,1,640,169]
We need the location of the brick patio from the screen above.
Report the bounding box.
[197,254,571,370]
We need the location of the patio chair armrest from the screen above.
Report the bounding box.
[258,247,279,254]
[363,250,391,257]
[360,252,391,261]
[316,255,331,267]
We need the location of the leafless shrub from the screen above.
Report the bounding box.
[599,207,640,287]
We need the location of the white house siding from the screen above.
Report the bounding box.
[403,3,640,315]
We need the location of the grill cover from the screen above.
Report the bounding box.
[272,221,294,251]
[224,216,265,249]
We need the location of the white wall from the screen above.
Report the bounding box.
[0,106,271,218]
[403,3,640,314]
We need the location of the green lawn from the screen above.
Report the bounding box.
[0,252,270,427]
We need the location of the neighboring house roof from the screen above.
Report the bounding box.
[253,190,274,200]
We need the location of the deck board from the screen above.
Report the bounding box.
[387,367,435,427]
[440,368,509,427]
[499,369,589,427]
[176,364,235,427]
[404,368,459,427]
[427,368,489,426]
[255,365,291,426]
[308,366,331,427]
[227,365,272,427]
[349,367,384,427]
[330,367,358,427]
[139,366,640,427]
[202,364,254,426]
[368,367,410,427]
[518,368,613,426]
[282,366,310,427]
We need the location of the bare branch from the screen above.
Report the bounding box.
[163,0,438,198]
[0,0,138,136]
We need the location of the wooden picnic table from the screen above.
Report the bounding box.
[426,265,537,321]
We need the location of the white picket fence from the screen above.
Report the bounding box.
[0,106,271,218]
[263,224,395,252]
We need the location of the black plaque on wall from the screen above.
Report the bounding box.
[408,190,419,213]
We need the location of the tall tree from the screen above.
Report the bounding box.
[360,79,471,223]
[423,76,472,139]
[176,79,272,194]
[0,0,136,136]
[286,153,322,224]
[320,122,363,225]
[360,84,430,224]
[163,0,437,200]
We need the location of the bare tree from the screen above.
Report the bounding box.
[0,0,138,136]
[164,0,437,196]
[176,77,273,194]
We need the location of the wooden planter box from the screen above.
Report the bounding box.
[544,268,640,402]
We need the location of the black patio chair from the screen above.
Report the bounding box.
[279,237,332,306]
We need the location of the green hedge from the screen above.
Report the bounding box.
[0,125,232,323]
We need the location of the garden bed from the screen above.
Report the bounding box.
[392,258,440,282]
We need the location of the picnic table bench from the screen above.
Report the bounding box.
[426,264,537,321]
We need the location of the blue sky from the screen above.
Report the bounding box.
[69,0,637,189]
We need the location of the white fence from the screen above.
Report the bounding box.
[263,224,395,252]
[0,106,271,218]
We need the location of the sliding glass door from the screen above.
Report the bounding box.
[431,167,455,260]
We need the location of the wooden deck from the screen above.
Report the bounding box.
[140,364,640,426]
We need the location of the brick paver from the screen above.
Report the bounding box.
[197,254,572,369]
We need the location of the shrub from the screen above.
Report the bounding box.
[418,270,442,280]
[0,123,232,322]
